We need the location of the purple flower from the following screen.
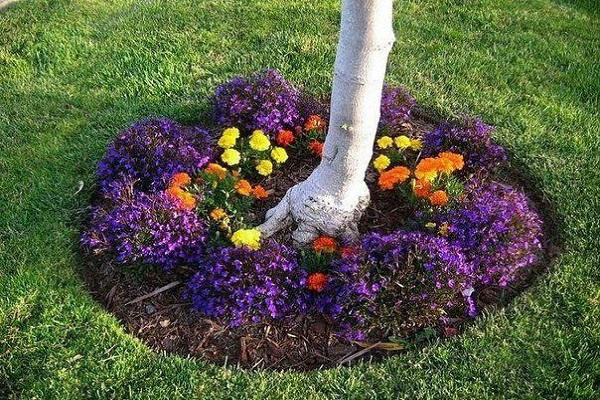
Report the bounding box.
[97,118,213,193]
[379,85,416,133]
[186,241,308,326]
[213,69,304,134]
[423,118,507,173]
[81,191,207,271]
[432,180,543,287]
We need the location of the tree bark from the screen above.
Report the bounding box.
[258,0,395,245]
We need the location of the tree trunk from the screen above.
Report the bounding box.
[258,0,395,245]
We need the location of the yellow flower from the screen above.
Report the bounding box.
[222,127,240,139]
[376,136,394,149]
[256,159,273,176]
[218,127,240,148]
[221,148,241,166]
[270,146,288,164]
[438,222,450,236]
[209,208,227,221]
[373,154,391,172]
[230,228,261,250]
[249,130,271,151]
[425,222,437,229]
[394,135,411,150]
[410,138,423,151]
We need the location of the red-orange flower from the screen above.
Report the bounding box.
[413,178,432,198]
[307,272,329,292]
[313,236,338,253]
[308,140,324,157]
[166,186,196,210]
[439,151,464,172]
[378,166,411,190]
[276,129,295,147]
[341,246,359,258]
[170,172,192,188]
[235,179,252,196]
[204,163,227,180]
[429,190,449,206]
[304,115,326,132]
[252,185,269,200]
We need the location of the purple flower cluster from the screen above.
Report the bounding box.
[423,118,507,173]
[97,118,212,193]
[315,231,475,339]
[213,69,303,134]
[379,85,416,133]
[187,241,308,326]
[434,180,543,287]
[82,190,207,271]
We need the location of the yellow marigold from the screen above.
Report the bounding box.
[209,208,227,221]
[376,136,394,149]
[438,222,450,236]
[439,151,464,171]
[221,148,241,166]
[410,138,423,151]
[415,157,439,181]
[222,127,240,139]
[205,163,227,180]
[230,228,261,250]
[217,130,238,149]
[235,179,253,196]
[249,130,271,151]
[256,159,273,176]
[394,135,411,149]
[270,146,288,164]
[373,154,391,172]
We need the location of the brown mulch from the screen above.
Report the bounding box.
[81,111,561,371]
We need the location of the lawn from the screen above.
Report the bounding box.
[0,0,598,398]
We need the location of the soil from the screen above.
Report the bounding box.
[81,110,561,371]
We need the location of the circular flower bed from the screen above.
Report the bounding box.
[82,69,547,370]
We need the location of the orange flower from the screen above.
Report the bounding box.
[429,190,449,206]
[436,156,455,174]
[415,158,440,181]
[166,186,196,210]
[341,246,359,258]
[209,208,227,221]
[439,151,464,172]
[252,185,269,200]
[313,236,338,253]
[378,166,411,190]
[307,272,329,292]
[304,115,326,132]
[204,163,227,180]
[235,179,252,196]
[413,178,432,198]
[170,172,191,188]
[308,140,324,157]
[276,130,295,147]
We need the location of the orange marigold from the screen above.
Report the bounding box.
[415,158,440,181]
[170,172,192,188]
[251,185,269,200]
[413,178,432,198]
[429,190,449,206]
[304,115,326,132]
[209,208,227,221]
[166,186,196,210]
[307,272,329,292]
[439,151,464,172]
[308,140,324,157]
[204,163,227,180]
[313,236,338,253]
[276,129,295,147]
[235,179,252,196]
[378,166,411,190]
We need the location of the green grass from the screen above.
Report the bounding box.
[1,0,598,398]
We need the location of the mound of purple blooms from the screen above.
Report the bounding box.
[318,231,476,339]
[82,190,207,270]
[379,85,416,133]
[433,180,543,287]
[213,69,304,135]
[97,118,213,192]
[187,241,308,326]
[423,118,508,173]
